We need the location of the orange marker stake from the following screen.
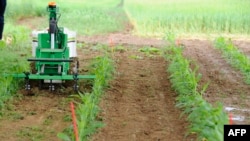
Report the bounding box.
[229,113,233,125]
[70,102,79,141]
[175,39,180,46]
[109,37,115,57]
[109,38,114,47]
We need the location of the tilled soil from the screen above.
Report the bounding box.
[91,48,193,141]
[78,32,167,47]
[1,37,250,140]
[0,92,71,141]
[181,39,250,124]
[5,15,250,141]
[0,46,98,141]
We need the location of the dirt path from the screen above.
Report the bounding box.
[181,39,250,124]
[91,48,192,141]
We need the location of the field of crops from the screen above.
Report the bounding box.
[0,0,250,141]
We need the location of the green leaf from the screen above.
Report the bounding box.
[0,40,6,48]
[57,132,71,141]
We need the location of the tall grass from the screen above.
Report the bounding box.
[125,0,250,37]
[163,38,228,140]
[59,7,125,35]
[0,23,30,114]
[5,0,47,20]
[6,0,121,19]
[6,0,126,35]
[214,37,250,84]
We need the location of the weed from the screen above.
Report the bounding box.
[139,46,161,56]
[129,55,143,60]
[43,115,53,125]
[11,112,24,121]
[63,114,72,122]
[17,126,44,141]
[27,111,37,116]
[114,45,127,53]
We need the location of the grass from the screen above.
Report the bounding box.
[6,0,127,35]
[214,37,250,84]
[6,0,250,37]
[139,46,161,56]
[0,23,30,114]
[59,7,125,35]
[163,38,228,141]
[5,1,46,20]
[125,0,250,37]
[17,126,45,141]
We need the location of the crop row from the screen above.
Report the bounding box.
[163,42,228,141]
[214,37,250,84]
[58,50,114,141]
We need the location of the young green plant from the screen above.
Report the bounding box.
[214,37,250,84]
[58,49,114,141]
[164,41,228,141]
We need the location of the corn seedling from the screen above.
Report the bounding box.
[58,50,114,141]
[214,37,250,84]
[164,41,228,141]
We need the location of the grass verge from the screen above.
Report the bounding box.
[0,23,30,115]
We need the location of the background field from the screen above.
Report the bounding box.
[5,0,250,37]
[125,0,250,37]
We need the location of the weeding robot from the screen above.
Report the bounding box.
[10,2,95,91]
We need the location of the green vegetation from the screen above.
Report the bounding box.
[3,1,118,140]
[214,37,250,84]
[58,50,114,141]
[2,0,249,140]
[6,0,250,37]
[125,0,250,37]
[5,1,46,20]
[139,46,161,56]
[6,0,126,35]
[163,38,228,141]
[76,53,114,140]
[17,126,45,141]
[59,7,125,35]
[0,23,30,114]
